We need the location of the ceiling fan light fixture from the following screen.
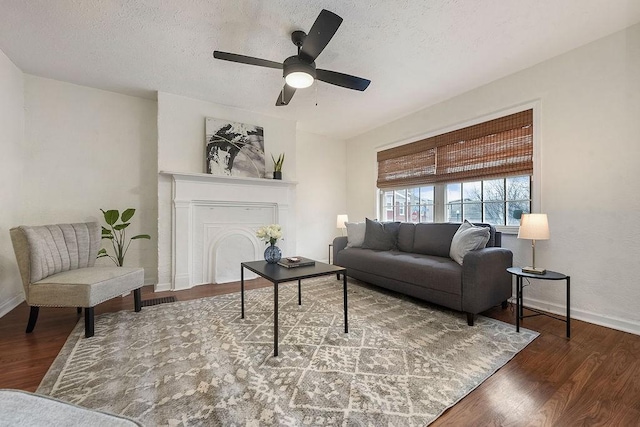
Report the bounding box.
[285,71,314,88]
[283,56,316,89]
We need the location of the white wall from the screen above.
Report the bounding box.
[346,24,640,334]
[0,49,25,316]
[295,131,348,262]
[23,76,158,282]
[156,92,297,289]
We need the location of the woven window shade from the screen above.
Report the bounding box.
[377,109,533,188]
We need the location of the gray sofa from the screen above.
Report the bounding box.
[332,222,513,325]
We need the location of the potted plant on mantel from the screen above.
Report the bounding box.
[271,153,284,180]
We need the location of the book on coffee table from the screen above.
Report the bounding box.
[277,257,316,268]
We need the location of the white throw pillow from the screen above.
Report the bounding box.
[345,222,366,248]
[449,220,491,265]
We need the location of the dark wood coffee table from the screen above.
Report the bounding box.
[240,260,348,356]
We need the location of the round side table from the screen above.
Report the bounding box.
[507,267,570,338]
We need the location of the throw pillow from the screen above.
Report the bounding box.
[345,222,366,248]
[449,220,491,265]
[362,218,401,251]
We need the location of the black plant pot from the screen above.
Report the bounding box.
[273,171,282,180]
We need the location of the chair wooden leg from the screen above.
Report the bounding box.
[26,306,39,333]
[466,312,475,326]
[84,307,95,338]
[134,288,142,312]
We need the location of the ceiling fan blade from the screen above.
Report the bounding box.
[275,84,296,106]
[213,51,282,70]
[316,69,371,91]
[299,9,343,62]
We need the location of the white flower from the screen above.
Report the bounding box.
[256,224,283,245]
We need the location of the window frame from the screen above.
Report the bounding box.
[381,185,436,223]
[380,174,531,230]
[443,175,532,227]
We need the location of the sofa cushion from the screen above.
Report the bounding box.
[337,248,462,295]
[412,223,459,257]
[449,220,491,265]
[345,222,366,248]
[397,223,416,252]
[479,223,497,248]
[362,219,400,250]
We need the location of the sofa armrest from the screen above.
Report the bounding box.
[461,247,513,315]
[332,236,348,265]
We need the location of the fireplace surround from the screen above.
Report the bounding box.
[161,172,296,290]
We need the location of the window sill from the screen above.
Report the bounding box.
[495,225,519,235]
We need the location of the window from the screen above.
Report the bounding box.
[377,109,534,228]
[382,186,434,222]
[445,176,530,225]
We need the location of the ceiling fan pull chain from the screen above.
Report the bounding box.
[315,83,318,106]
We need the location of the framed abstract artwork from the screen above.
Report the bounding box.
[205,118,265,178]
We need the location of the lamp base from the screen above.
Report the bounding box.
[522,266,546,275]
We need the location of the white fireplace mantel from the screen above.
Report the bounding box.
[160,171,298,188]
[160,171,297,290]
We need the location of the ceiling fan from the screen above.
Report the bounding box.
[213,9,371,106]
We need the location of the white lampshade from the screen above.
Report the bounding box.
[517,214,550,240]
[336,214,349,229]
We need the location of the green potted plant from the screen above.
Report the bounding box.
[97,208,150,266]
[271,153,285,180]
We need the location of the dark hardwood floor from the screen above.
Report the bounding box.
[1,279,638,426]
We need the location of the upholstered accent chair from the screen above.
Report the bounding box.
[10,222,144,338]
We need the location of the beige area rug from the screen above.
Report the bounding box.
[38,277,538,426]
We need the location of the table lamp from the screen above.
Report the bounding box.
[517,213,549,274]
[336,214,349,236]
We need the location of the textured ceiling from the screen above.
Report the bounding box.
[1,0,639,139]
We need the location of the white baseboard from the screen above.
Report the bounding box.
[0,293,24,318]
[522,296,640,336]
[155,282,172,292]
[174,274,191,291]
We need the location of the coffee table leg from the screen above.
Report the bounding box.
[274,282,279,357]
[343,272,348,333]
[298,279,302,305]
[240,265,245,319]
